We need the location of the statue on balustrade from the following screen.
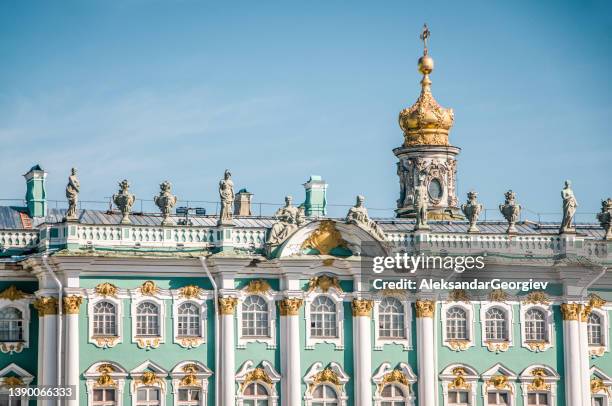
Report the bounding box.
[559,180,578,234]
[218,170,235,225]
[154,181,178,226]
[113,179,136,225]
[64,167,80,221]
[267,196,305,248]
[346,195,386,241]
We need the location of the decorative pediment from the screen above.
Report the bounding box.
[440,364,478,391]
[170,361,212,389]
[236,360,280,392]
[0,286,28,301]
[307,275,343,293]
[304,362,349,393]
[0,363,34,387]
[590,367,612,396]
[130,360,168,393]
[481,363,517,394]
[521,291,550,306]
[95,283,118,298]
[179,285,203,299]
[519,365,559,392]
[244,279,272,295]
[372,362,417,393]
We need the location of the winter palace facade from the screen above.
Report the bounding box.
[0,31,611,406]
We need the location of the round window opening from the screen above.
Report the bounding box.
[428,178,443,200]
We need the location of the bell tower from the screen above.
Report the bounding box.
[394,25,462,220]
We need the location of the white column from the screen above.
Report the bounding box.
[63,296,82,406]
[219,297,237,405]
[560,303,585,406]
[416,300,437,406]
[578,309,591,406]
[279,298,303,406]
[34,297,58,406]
[352,299,373,404]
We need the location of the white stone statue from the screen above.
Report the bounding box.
[64,167,80,221]
[267,196,305,246]
[346,195,386,240]
[414,177,429,230]
[218,170,235,225]
[154,181,178,226]
[560,180,578,234]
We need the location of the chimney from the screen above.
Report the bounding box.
[23,164,47,218]
[303,175,327,217]
[234,188,253,216]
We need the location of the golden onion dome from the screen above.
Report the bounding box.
[399,26,454,147]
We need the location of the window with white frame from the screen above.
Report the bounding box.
[242,296,269,337]
[177,303,200,337]
[526,392,549,405]
[0,393,24,405]
[525,309,546,342]
[92,388,116,406]
[136,387,161,406]
[519,365,559,406]
[378,298,405,339]
[591,396,605,406]
[484,308,507,342]
[588,313,602,346]
[486,391,510,406]
[242,382,269,406]
[0,307,23,342]
[93,301,117,337]
[136,302,160,337]
[310,296,337,338]
[448,390,470,405]
[311,384,338,406]
[446,307,468,340]
[380,384,408,405]
[177,388,201,406]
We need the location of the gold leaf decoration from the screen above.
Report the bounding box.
[488,289,508,302]
[379,369,408,392]
[0,285,27,301]
[310,367,341,391]
[278,298,303,316]
[95,283,118,298]
[3,377,24,388]
[527,368,550,391]
[448,289,470,303]
[33,296,58,316]
[301,220,346,255]
[486,375,512,393]
[63,295,83,314]
[140,281,159,296]
[351,299,373,317]
[241,368,273,391]
[591,377,611,395]
[415,300,435,318]
[448,367,471,390]
[560,303,582,321]
[179,285,202,299]
[218,297,238,315]
[307,275,342,293]
[521,291,549,305]
[245,280,271,294]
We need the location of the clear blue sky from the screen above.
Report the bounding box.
[1,0,610,220]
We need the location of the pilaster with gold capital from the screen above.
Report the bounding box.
[415,299,435,318]
[63,295,83,314]
[33,296,58,316]
[218,297,238,315]
[352,298,373,317]
[278,298,303,316]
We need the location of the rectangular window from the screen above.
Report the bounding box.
[487,391,509,406]
[448,390,470,405]
[92,388,116,406]
[527,392,549,405]
[0,393,23,406]
[178,388,201,406]
[136,388,160,406]
[592,397,605,406]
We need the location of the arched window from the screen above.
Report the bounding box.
[0,307,23,342]
[311,384,338,405]
[242,382,269,406]
[525,309,546,342]
[310,296,337,338]
[136,387,160,406]
[380,384,407,405]
[587,313,602,346]
[485,307,507,341]
[136,302,160,337]
[446,307,468,340]
[242,296,269,337]
[379,298,405,339]
[177,303,200,337]
[93,301,117,337]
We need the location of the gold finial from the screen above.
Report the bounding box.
[420,23,431,55]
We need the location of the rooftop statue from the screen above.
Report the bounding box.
[414,177,429,230]
[113,179,136,225]
[64,167,80,221]
[499,190,521,234]
[597,198,612,240]
[218,170,235,226]
[154,181,178,226]
[461,191,483,233]
[266,196,305,248]
[345,195,386,241]
[559,180,578,234]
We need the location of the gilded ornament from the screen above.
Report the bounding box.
[448,340,469,351]
[560,303,582,321]
[278,298,303,316]
[94,336,118,348]
[591,377,611,395]
[351,299,373,317]
[33,296,58,316]
[179,285,202,299]
[2,377,24,388]
[487,375,512,393]
[139,371,161,386]
[307,275,342,293]
[95,282,118,298]
[588,294,606,309]
[63,295,83,314]
[140,280,159,296]
[136,338,160,349]
[527,341,547,352]
[448,289,470,303]
[241,367,273,391]
[180,374,199,387]
[590,347,605,357]
[245,280,271,294]
[179,337,203,348]
[0,343,24,354]
[488,289,508,302]
[379,369,409,392]
[528,369,550,391]
[415,300,435,318]
[521,291,549,306]
[0,285,28,301]
[448,367,471,390]
[95,364,117,387]
[485,341,509,353]
[310,367,341,391]
[218,297,238,315]
[301,220,346,255]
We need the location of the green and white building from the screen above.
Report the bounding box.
[0,44,611,406]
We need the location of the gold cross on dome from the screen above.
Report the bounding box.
[420,23,431,54]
